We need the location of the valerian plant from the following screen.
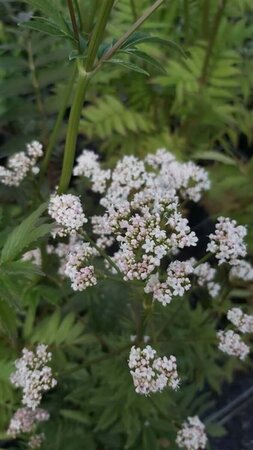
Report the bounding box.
[0,1,253,450]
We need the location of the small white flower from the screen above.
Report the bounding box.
[176,416,207,450]
[10,345,57,410]
[64,242,97,291]
[217,329,249,360]
[7,408,49,438]
[207,217,247,265]
[227,307,253,334]
[128,345,180,395]
[28,433,45,448]
[0,141,43,187]
[230,260,253,282]
[48,194,87,237]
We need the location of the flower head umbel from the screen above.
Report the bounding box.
[191,258,220,298]
[217,330,249,360]
[230,260,253,282]
[0,141,43,186]
[144,260,193,306]
[207,217,247,265]
[28,433,45,448]
[128,345,180,395]
[176,416,207,450]
[10,344,57,410]
[7,407,49,438]
[48,193,87,237]
[73,149,111,193]
[227,307,253,334]
[145,148,210,202]
[64,242,97,291]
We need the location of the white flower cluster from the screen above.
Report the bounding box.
[207,217,247,265]
[0,141,43,186]
[73,149,111,193]
[7,407,49,438]
[10,344,57,410]
[145,148,210,202]
[227,307,253,334]
[128,345,180,394]
[176,416,207,450]
[191,259,220,298]
[64,242,97,291]
[230,260,253,282]
[22,248,42,267]
[28,433,45,448]
[217,330,249,360]
[105,197,197,283]
[70,148,211,301]
[48,194,87,237]
[144,260,193,306]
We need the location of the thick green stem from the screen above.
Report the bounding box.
[81,0,99,34]
[73,0,82,31]
[58,71,90,193]
[199,0,227,85]
[58,1,115,193]
[41,64,77,173]
[85,0,115,71]
[67,0,80,50]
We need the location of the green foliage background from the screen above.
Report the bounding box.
[0,1,253,449]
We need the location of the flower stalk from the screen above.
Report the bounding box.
[58,0,115,193]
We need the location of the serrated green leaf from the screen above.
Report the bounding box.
[121,32,186,58]
[24,0,68,31]
[194,151,236,165]
[0,204,50,263]
[119,48,166,73]
[106,59,150,76]
[2,260,44,278]
[20,18,69,38]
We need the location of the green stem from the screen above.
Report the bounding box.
[67,0,80,51]
[199,0,227,85]
[85,0,115,71]
[82,0,99,34]
[194,252,212,267]
[73,0,82,31]
[82,230,122,275]
[58,1,115,193]
[41,64,77,173]
[58,71,90,193]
